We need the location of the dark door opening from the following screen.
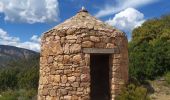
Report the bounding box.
[90,54,110,100]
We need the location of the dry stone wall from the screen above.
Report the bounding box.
[38,10,128,100]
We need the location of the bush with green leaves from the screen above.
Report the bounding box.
[116,84,150,100]
[165,71,170,84]
[129,15,170,82]
[0,89,37,100]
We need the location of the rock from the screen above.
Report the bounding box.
[54,75,60,82]
[42,88,49,96]
[68,76,76,82]
[66,28,76,35]
[64,96,71,100]
[73,55,82,64]
[90,36,100,42]
[60,89,68,95]
[48,56,53,64]
[50,90,56,96]
[55,36,60,40]
[61,75,67,83]
[82,41,94,48]
[70,44,81,53]
[85,54,90,66]
[64,43,70,54]
[80,74,90,82]
[54,55,63,62]
[66,35,77,40]
[51,41,63,55]
[106,43,115,48]
[63,55,70,64]
[71,82,79,87]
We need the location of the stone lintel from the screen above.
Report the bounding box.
[83,48,119,54]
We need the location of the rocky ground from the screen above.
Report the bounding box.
[149,78,170,100]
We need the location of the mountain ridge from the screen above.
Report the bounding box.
[0,45,39,67]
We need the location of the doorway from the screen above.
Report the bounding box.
[90,54,111,100]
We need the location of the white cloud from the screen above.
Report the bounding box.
[106,8,145,39]
[0,2,3,12]
[95,0,159,18]
[0,0,59,23]
[0,28,40,51]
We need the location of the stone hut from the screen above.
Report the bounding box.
[38,8,128,100]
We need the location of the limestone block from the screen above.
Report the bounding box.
[48,56,53,64]
[73,55,82,64]
[66,35,77,40]
[82,41,94,48]
[64,96,71,100]
[80,74,90,82]
[50,90,56,96]
[63,55,71,64]
[71,82,79,88]
[61,75,67,84]
[68,76,76,82]
[70,44,81,53]
[60,89,68,95]
[64,43,70,54]
[106,43,115,48]
[90,36,100,42]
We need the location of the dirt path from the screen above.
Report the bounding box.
[149,79,170,100]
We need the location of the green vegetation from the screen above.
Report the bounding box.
[0,55,39,99]
[116,84,150,100]
[129,15,170,82]
[165,72,170,84]
[0,15,170,99]
[0,89,37,100]
[119,15,170,99]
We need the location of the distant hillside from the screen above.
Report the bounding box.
[0,45,39,67]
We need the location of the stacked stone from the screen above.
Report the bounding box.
[38,10,128,100]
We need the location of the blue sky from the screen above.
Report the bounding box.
[0,0,170,51]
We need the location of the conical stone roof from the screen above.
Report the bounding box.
[44,8,126,37]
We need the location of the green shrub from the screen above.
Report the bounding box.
[165,72,170,84]
[0,89,37,100]
[116,84,150,100]
[0,89,18,100]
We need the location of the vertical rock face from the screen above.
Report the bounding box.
[38,8,128,100]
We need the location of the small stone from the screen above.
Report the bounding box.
[106,43,115,48]
[82,41,94,48]
[63,55,70,64]
[64,96,71,100]
[55,36,60,40]
[80,74,90,82]
[54,55,63,62]
[71,82,79,87]
[90,36,100,42]
[66,35,77,40]
[73,55,82,64]
[61,75,67,83]
[70,44,81,53]
[71,95,79,100]
[60,89,68,95]
[54,75,60,82]
[66,28,76,35]
[51,41,63,55]
[50,90,56,96]
[64,43,70,54]
[68,76,76,82]
[47,56,53,64]
[42,88,48,96]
